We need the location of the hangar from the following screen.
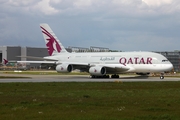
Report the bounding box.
[0,46,48,62]
[0,46,21,65]
[0,46,48,69]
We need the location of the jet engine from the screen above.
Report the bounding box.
[56,64,73,73]
[89,66,106,76]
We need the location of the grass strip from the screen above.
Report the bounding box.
[0,76,31,79]
[0,82,180,120]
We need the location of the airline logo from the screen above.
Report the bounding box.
[119,57,152,65]
[61,67,64,70]
[40,26,61,56]
[3,59,8,65]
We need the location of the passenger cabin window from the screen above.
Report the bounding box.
[162,60,169,62]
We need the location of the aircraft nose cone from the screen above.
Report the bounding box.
[168,63,173,71]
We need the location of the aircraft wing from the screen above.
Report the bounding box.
[17,61,58,64]
[102,64,130,70]
[96,64,130,73]
[62,62,130,73]
[16,61,89,66]
[56,62,130,73]
[17,56,58,61]
[16,60,130,73]
[57,62,129,69]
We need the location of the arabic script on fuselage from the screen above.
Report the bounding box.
[100,57,115,61]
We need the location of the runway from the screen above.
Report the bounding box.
[0,74,179,82]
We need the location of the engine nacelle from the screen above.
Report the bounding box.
[136,73,150,76]
[89,66,106,76]
[56,64,73,73]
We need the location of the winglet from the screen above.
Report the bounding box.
[40,23,68,56]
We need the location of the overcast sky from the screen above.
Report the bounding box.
[0,0,180,51]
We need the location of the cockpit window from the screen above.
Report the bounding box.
[162,60,169,62]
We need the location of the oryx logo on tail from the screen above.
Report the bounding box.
[40,26,61,56]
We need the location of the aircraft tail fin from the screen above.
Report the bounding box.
[3,58,8,65]
[40,23,68,56]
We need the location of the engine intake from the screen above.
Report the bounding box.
[56,64,73,73]
[89,66,106,76]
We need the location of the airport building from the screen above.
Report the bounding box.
[0,46,180,72]
[0,46,48,69]
[0,46,48,61]
[155,51,180,72]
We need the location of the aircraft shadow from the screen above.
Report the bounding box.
[120,75,149,79]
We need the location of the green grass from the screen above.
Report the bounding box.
[0,82,180,120]
[0,76,31,79]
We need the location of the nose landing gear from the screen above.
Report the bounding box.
[160,73,164,79]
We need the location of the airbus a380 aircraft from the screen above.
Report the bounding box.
[17,23,173,79]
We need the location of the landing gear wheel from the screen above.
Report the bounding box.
[105,75,110,78]
[160,76,164,79]
[90,75,110,79]
[91,75,96,78]
[111,74,119,78]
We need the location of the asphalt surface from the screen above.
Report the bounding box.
[0,74,179,82]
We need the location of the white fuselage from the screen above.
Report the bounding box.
[44,51,173,73]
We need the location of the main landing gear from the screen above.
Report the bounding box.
[91,75,110,78]
[90,74,119,79]
[111,74,119,78]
